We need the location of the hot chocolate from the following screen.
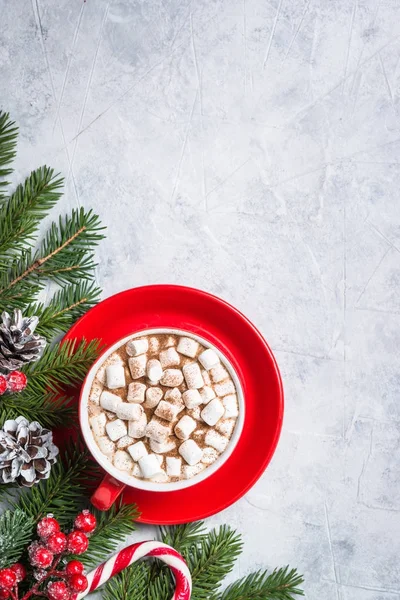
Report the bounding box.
[88,331,240,483]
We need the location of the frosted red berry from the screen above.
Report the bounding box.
[28,543,54,569]
[0,376,7,396]
[74,510,97,534]
[0,569,16,589]
[67,531,88,555]
[47,580,71,600]
[37,516,60,540]
[65,560,84,576]
[46,532,67,554]
[10,563,26,582]
[68,574,88,593]
[0,589,10,600]
[7,371,27,393]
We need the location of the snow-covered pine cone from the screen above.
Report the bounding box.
[0,310,47,374]
[0,417,59,487]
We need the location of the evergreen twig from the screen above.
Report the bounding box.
[0,111,18,199]
[0,509,35,569]
[0,390,74,429]
[103,562,149,600]
[219,567,305,600]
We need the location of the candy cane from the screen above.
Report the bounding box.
[75,541,192,600]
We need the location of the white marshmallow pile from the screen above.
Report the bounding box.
[88,332,240,483]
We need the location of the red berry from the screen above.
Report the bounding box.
[68,574,88,593]
[47,580,71,600]
[46,532,67,554]
[0,569,16,589]
[37,516,60,540]
[74,510,97,534]
[10,563,26,582]
[65,561,84,576]
[67,531,88,555]
[0,590,10,600]
[0,376,7,396]
[6,371,27,393]
[28,543,53,569]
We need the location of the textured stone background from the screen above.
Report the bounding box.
[1,0,400,598]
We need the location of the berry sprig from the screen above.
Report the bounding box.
[0,511,97,600]
[0,372,27,395]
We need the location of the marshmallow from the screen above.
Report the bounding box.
[90,382,103,405]
[164,388,182,404]
[164,336,176,348]
[216,419,236,437]
[202,447,219,465]
[147,359,163,384]
[198,349,220,371]
[214,380,235,397]
[139,454,164,479]
[222,395,239,418]
[183,363,204,389]
[155,454,164,466]
[182,389,203,409]
[160,369,184,387]
[179,439,203,465]
[106,419,128,441]
[199,386,216,404]
[127,382,146,403]
[128,355,147,379]
[117,435,135,449]
[127,441,148,462]
[128,413,147,438]
[96,365,107,385]
[201,370,211,386]
[116,402,143,421]
[183,463,206,479]
[113,450,134,472]
[210,364,229,383]
[148,336,160,353]
[145,419,172,443]
[177,337,199,358]
[98,356,123,383]
[106,364,126,389]
[205,430,229,452]
[166,456,182,477]
[133,463,142,477]
[97,436,115,457]
[90,413,107,438]
[144,387,163,409]
[175,415,197,440]
[126,338,148,357]
[187,407,201,420]
[152,470,169,483]
[159,347,180,368]
[155,400,183,422]
[150,438,176,454]
[100,391,122,413]
[201,398,225,426]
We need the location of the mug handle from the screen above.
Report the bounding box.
[91,474,126,511]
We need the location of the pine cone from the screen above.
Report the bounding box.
[0,417,58,487]
[0,310,46,374]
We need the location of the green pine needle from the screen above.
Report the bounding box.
[12,440,91,526]
[0,167,63,262]
[80,503,139,569]
[0,509,34,569]
[103,562,149,600]
[24,338,101,395]
[27,281,102,338]
[0,111,18,198]
[160,521,208,552]
[220,567,305,600]
[0,390,74,429]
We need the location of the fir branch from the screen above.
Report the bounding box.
[80,503,139,569]
[0,167,63,262]
[24,338,101,395]
[0,208,105,304]
[187,526,243,600]
[0,111,18,198]
[103,562,149,600]
[12,440,90,526]
[27,281,101,338]
[160,521,207,552]
[0,509,34,569]
[0,390,74,429]
[219,567,304,600]
[0,249,43,310]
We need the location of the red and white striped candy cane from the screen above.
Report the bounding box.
[75,541,192,600]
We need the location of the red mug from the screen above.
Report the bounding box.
[79,328,245,510]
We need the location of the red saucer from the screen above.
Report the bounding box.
[63,285,283,524]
